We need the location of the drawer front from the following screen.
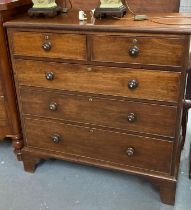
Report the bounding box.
[24,118,173,173]
[11,31,87,60]
[21,88,177,137]
[91,35,186,67]
[15,60,181,102]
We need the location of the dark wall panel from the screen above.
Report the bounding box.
[56,0,180,12]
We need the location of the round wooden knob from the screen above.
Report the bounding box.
[126,148,135,156]
[49,102,58,111]
[51,134,61,144]
[42,42,52,51]
[128,80,138,89]
[45,72,54,81]
[129,46,139,57]
[127,113,136,123]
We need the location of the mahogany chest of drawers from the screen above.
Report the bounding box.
[5,11,191,205]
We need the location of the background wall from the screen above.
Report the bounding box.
[56,0,181,12]
[56,0,191,12]
[180,0,191,12]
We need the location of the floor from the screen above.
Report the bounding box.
[0,122,191,210]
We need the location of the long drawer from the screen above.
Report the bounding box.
[10,31,87,61]
[14,60,181,103]
[91,35,186,67]
[21,88,177,138]
[24,118,173,173]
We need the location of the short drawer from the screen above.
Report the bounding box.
[15,60,181,103]
[24,118,173,173]
[91,35,186,67]
[10,31,87,60]
[21,88,177,138]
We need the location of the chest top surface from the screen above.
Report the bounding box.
[4,10,191,34]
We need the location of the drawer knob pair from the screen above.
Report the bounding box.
[42,42,52,51]
[49,102,58,111]
[126,147,135,156]
[51,134,62,144]
[128,80,138,89]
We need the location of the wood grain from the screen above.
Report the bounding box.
[127,0,180,13]
[0,82,3,95]
[0,98,8,127]
[11,31,87,61]
[14,60,181,103]
[20,87,177,138]
[0,0,31,159]
[5,12,191,35]
[6,8,188,205]
[91,35,186,67]
[24,117,173,173]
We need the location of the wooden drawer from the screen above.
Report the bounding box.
[21,88,177,138]
[91,35,186,67]
[10,31,87,60]
[15,60,181,103]
[24,118,173,173]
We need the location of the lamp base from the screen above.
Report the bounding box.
[94,5,127,19]
[28,6,61,18]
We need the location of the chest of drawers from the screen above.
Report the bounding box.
[5,11,191,205]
